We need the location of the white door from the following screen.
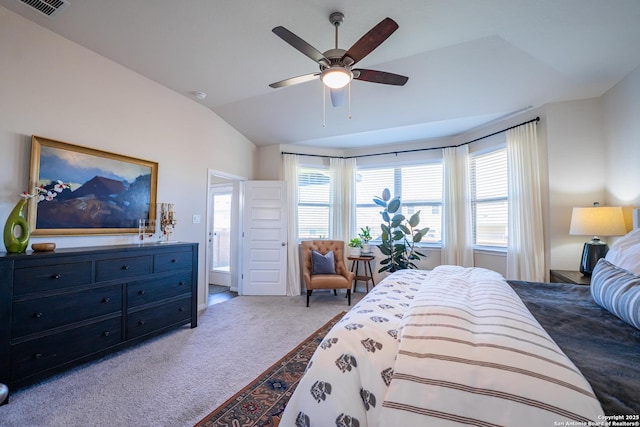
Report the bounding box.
[241,181,287,295]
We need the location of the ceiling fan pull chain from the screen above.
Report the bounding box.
[322,84,326,127]
[348,82,352,119]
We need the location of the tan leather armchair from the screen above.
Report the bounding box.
[301,240,355,307]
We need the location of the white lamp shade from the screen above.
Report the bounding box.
[569,206,626,237]
[320,67,352,89]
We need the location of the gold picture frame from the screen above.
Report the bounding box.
[28,136,158,236]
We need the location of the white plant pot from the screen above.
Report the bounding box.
[349,247,361,257]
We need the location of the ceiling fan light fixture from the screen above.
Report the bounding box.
[321,67,352,89]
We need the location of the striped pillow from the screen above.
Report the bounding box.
[591,258,640,330]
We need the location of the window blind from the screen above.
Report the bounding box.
[297,166,331,239]
[471,148,508,247]
[356,163,443,243]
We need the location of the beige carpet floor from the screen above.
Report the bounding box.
[0,290,362,427]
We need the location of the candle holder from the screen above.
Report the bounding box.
[160,203,177,243]
[138,218,156,244]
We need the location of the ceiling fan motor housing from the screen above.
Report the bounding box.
[329,12,344,27]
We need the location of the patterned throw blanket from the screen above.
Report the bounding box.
[281,267,605,427]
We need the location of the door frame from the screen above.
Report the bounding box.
[205,169,246,307]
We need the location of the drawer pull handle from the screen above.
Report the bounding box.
[178,308,184,312]
[138,290,145,295]
[52,274,61,279]
[103,297,111,303]
[103,331,111,337]
[138,320,145,326]
[34,312,44,318]
[179,281,185,286]
[34,353,43,360]
[171,259,177,263]
[122,265,130,270]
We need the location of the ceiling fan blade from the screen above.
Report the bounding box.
[272,26,330,67]
[269,73,320,88]
[341,17,398,66]
[353,69,408,86]
[330,88,346,107]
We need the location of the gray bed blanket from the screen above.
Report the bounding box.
[509,281,640,416]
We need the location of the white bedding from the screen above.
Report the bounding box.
[280,266,605,427]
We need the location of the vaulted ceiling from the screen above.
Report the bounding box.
[3,0,640,149]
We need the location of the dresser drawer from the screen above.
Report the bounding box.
[154,249,193,273]
[10,317,122,382]
[13,261,92,296]
[126,297,191,340]
[127,272,191,308]
[12,285,122,338]
[96,255,152,282]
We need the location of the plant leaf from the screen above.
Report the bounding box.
[392,231,405,241]
[373,197,387,207]
[382,188,391,201]
[408,211,421,227]
[387,198,401,213]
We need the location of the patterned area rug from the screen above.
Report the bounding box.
[195,311,346,427]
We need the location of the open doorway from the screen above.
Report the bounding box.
[209,186,232,287]
[205,169,246,308]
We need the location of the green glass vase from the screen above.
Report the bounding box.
[3,198,30,253]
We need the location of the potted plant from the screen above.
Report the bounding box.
[348,237,363,257]
[358,226,372,254]
[373,188,429,273]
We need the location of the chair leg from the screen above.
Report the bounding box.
[306,290,312,307]
[347,289,351,306]
[333,289,338,296]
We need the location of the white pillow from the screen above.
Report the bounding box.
[605,228,640,275]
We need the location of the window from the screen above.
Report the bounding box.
[355,164,443,244]
[297,166,331,239]
[470,148,508,247]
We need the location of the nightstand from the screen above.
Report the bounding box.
[549,270,591,285]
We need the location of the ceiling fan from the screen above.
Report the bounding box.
[269,12,409,106]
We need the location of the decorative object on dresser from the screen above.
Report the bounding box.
[28,136,158,236]
[569,202,626,275]
[3,181,69,254]
[0,242,198,403]
[159,203,177,242]
[30,242,56,252]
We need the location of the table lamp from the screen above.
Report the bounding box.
[569,203,626,275]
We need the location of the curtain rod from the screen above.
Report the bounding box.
[281,116,540,159]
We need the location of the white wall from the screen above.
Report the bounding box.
[0,7,257,309]
[544,98,607,270]
[602,65,640,215]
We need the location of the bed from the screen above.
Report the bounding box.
[280,232,640,426]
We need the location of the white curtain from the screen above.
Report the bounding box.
[283,153,301,296]
[506,122,545,281]
[441,145,474,267]
[330,157,356,243]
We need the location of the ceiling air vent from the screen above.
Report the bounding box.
[15,0,70,17]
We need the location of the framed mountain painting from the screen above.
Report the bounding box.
[28,136,158,236]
